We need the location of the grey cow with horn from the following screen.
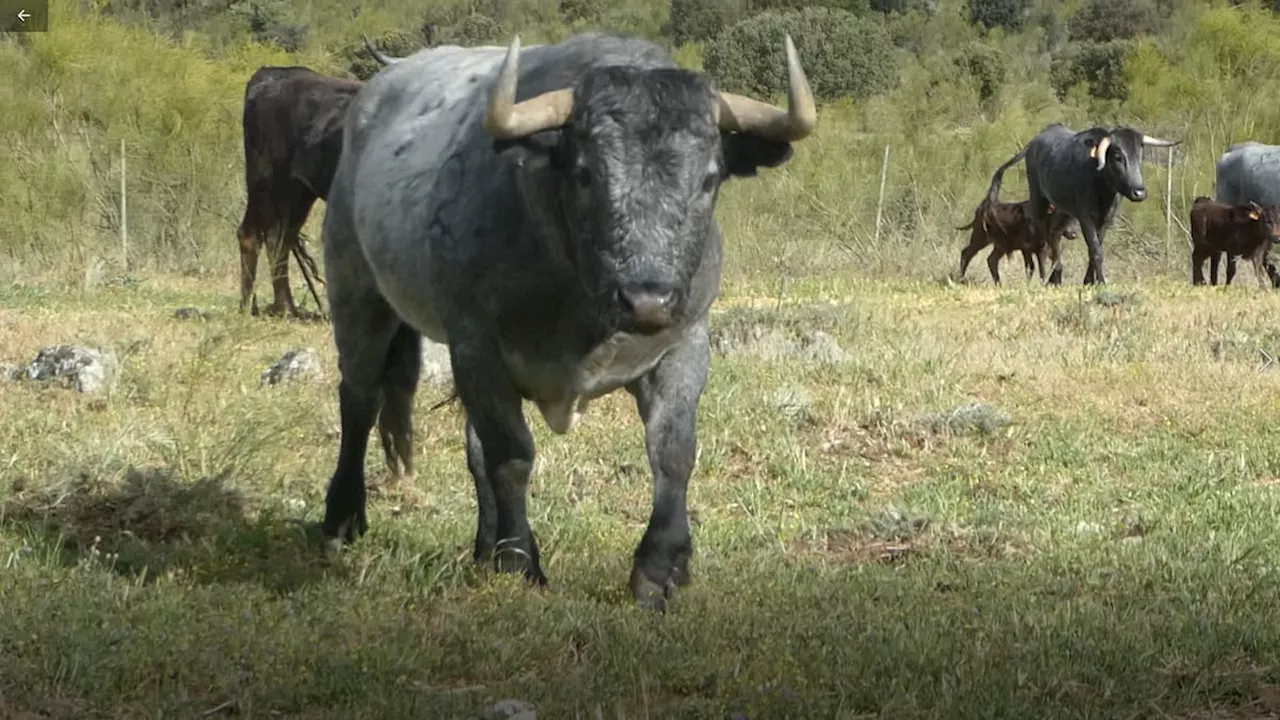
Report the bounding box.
[986,123,1178,285]
[319,32,816,609]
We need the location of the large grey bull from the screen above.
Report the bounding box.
[1215,141,1280,281]
[986,123,1178,285]
[319,32,816,609]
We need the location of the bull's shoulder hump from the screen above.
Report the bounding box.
[348,46,513,136]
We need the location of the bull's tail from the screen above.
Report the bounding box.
[955,220,976,231]
[290,233,327,318]
[986,145,1030,208]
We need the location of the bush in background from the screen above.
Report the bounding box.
[703,6,899,102]
[967,0,1029,32]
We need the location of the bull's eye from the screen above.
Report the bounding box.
[573,165,592,188]
[701,171,718,193]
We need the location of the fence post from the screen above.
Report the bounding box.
[120,138,128,272]
[1164,146,1173,264]
[874,143,890,245]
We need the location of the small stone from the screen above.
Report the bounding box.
[0,363,22,382]
[481,699,535,719]
[173,307,209,321]
[769,383,814,422]
[24,345,119,393]
[421,341,453,388]
[260,348,322,386]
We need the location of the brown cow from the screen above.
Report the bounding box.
[235,66,364,318]
[957,199,1080,284]
[1189,196,1280,287]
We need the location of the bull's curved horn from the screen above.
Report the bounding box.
[362,35,401,67]
[1142,134,1179,147]
[483,36,575,140]
[713,35,817,143]
[1094,135,1112,171]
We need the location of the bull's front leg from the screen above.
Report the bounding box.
[452,336,545,585]
[625,321,710,611]
[1079,223,1105,285]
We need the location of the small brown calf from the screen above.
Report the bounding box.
[957,199,1079,284]
[1189,196,1280,287]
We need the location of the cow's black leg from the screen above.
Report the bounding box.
[1021,248,1036,279]
[624,319,710,611]
[452,337,544,584]
[464,418,499,563]
[376,323,421,480]
[1225,253,1238,286]
[1079,222,1105,285]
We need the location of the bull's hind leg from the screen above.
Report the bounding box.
[376,323,422,480]
[452,336,544,585]
[624,319,710,611]
[272,190,319,318]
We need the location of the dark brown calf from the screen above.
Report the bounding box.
[1189,196,1280,287]
[236,66,364,318]
[957,199,1080,284]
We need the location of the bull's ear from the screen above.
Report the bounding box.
[1250,202,1262,221]
[492,129,563,170]
[721,133,794,179]
[1081,127,1110,158]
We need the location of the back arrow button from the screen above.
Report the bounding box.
[17,9,29,21]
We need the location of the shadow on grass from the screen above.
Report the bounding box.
[1,465,338,594]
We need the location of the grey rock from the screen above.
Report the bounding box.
[0,363,22,382]
[421,341,454,388]
[769,383,814,422]
[23,345,119,393]
[173,307,210,321]
[919,400,1012,436]
[481,699,535,719]
[260,348,322,386]
[709,322,847,365]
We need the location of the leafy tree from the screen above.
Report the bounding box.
[959,42,1006,103]
[703,6,899,102]
[1067,0,1162,43]
[967,0,1029,32]
[1050,39,1132,101]
[667,0,749,46]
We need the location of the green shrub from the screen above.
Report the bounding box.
[343,30,422,81]
[967,0,1028,32]
[751,0,871,12]
[1050,39,1132,101]
[229,0,307,52]
[1067,0,1161,42]
[703,6,899,102]
[667,0,749,46]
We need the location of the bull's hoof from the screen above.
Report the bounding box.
[629,566,682,612]
[321,509,367,552]
[492,542,548,586]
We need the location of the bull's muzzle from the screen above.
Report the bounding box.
[1129,187,1147,202]
[618,282,679,334]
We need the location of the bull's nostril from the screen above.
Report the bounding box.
[618,283,679,332]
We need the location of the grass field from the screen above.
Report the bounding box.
[5,264,1280,719]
